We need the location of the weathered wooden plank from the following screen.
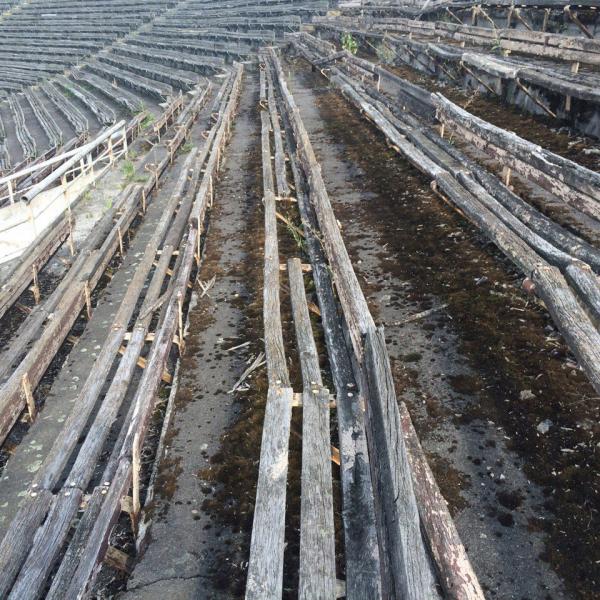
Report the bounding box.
[288,257,336,599]
[449,157,600,273]
[265,64,290,198]
[119,225,198,463]
[309,44,600,403]
[288,257,322,389]
[56,226,199,597]
[364,327,439,600]
[435,172,544,275]
[0,216,69,320]
[0,490,53,598]
[299,388,336,600]
[280,104,382,600]
[434,94,600,222]
[245,386,293,600]
[8,490,83,600]
[260,64,267,104]
[565,262,600,324]
[456,173,579,270]
[399,402,486,600]
[0,79,211,444]
[55,460,132,599]
[533,264,600,393]
[267,47,374,358]
[371,16,600,66]
[0,82,218,594]
[0,150,203,596]
[261,108,290,386]
[338,63,600,287]
[37,149,198,492]
[436,173,600,393]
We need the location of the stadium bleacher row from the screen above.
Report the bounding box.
[0,0,330,171]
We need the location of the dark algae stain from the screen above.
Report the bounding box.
[298,60,599,599]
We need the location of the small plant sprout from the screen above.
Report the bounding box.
[341,33,358,55]
[122,160,135,180]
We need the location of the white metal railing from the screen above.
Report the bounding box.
[0,120,127,206]
[0,121,128,264]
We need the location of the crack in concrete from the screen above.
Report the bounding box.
[127,572,210,592]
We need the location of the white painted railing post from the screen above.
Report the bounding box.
[61,174,69,209]
[87,152,95,185]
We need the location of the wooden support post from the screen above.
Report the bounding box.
[437,61,458,81]
[21,373,36,421]
[67,209,75,256]
[145,163,159,191]
[31,264,40,304]
[104,546,133,574]
[15,303,32,315]
[196,234,201,267]
[117,346,173,383]
[84,281,92,319]
[564,7,594,39]
[542,8,550,32]
[87,153,95,184]
[7,178,14,204]
[117,226,124,256]
[515,79,556,118]
[460,62,498,95]
[446,7,463,24]
[566,61,580,112]
[131,432,141,535]
[502,166,511,187]
[331,445,340,466]
[177,293,184,354]
[477,6,496,28]
[61,173,68,206]
[513,8,533,31]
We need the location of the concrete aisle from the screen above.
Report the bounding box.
[122,71,261,599]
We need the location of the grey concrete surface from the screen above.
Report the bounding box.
[121,72,259,599]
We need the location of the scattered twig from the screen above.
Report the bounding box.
[198,274,216,298]
[228,352,265,393]
[226,341,251,353]
[390,303,448,326]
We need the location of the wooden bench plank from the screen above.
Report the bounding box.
[245,386,293,600]
[288,257,336,599]
[364,327,439,599]
[288,257,322,389]
[261,109,289,387]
